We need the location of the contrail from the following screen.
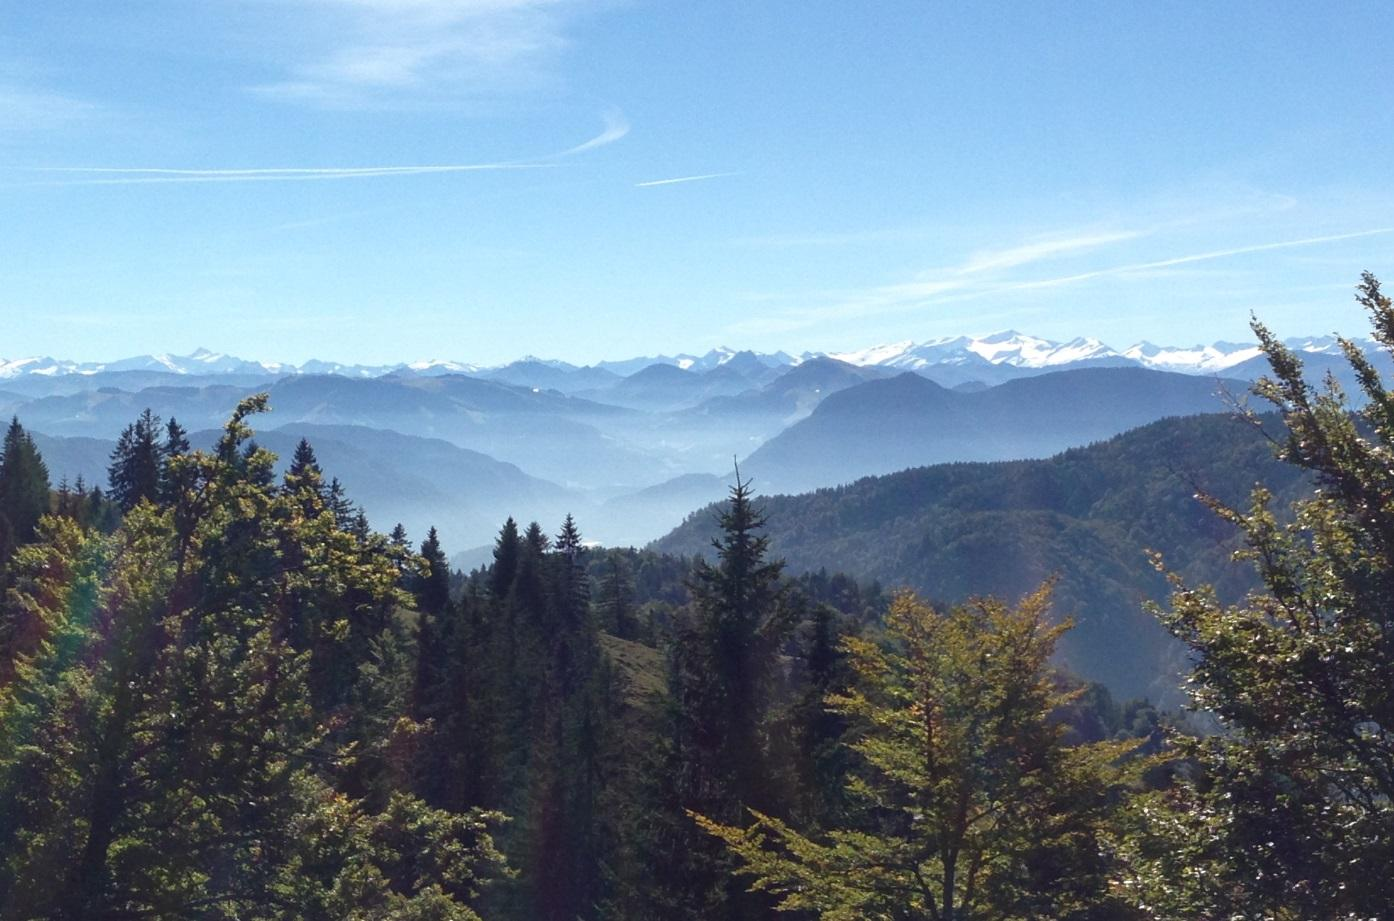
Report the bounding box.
[23,109,629,186]
[635,171,738,188]
[1010,228,1394,291]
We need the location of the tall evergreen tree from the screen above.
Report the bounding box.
[411,526,453,723]
[0,417,50,570]
[659,471,794,920]
[107,408,162,512]
[595,554,638,639]
[490,517,521,600]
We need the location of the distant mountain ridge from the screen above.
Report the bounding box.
[0,333,1370,382]
[654,413,1311,704]
[740,367,1247,493]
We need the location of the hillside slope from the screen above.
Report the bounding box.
[658,413,1306,703]
[742,366,1246,492]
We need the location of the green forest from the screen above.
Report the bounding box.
[3,275,1394,920]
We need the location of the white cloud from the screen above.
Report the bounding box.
[246,0,581,108]
[0,85,96,133]
[730,228,1143,335]
[955,230,1144,275]
[730,225,1393,339]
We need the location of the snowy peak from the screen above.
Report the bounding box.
[834,333,1121,371]
[0,334,1375,383]
[1121,342,1262,372]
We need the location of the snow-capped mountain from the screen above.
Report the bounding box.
[0,334,1372,384]
[597,347,798,375]
[830,332,1121,370]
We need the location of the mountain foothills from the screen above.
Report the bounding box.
[659,412,1307,703]
[3,279,1394,919]
[3,331,1388,550]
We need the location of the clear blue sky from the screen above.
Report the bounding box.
[2,1,1392,365]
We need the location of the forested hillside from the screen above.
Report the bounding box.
[658,412,1308,702]
[741,366,1246,492]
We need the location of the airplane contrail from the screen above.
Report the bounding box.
[23,110,630,186]
[635,171,739,188]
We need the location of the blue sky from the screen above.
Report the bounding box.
[2,0,1392,365]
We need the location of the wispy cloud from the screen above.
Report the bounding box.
[730,225,1392,338]
[955,230,1144,275]
[1003,228,1394,292]
[247,0,585,109]
[635,171,738,188]
[0,85,96,133]
[728,228,1141,335]
[556,108,629,156]
[18,108,627,186]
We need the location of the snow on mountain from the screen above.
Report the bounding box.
[400,358,482,376]
[828,340,918,367]
[1122,341,1263,372]
[0,357,78,379]
[833,332,1121,370]
[0,335,1375,384]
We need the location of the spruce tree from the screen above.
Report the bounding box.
[661,471,793,920]
[490,517,521,599]
[0,417,50,570]
[411,526,452,722]
[106,408,162,511]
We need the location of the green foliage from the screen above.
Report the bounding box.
[655,411,1308,703]
[0,396,505,920]
[1137,273,1394,918]
[696,586,1140,921]
[0,417,51,570]
[107,407,165,512]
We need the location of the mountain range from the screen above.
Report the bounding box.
[5,330,1378,552]
[0,331,1367,384]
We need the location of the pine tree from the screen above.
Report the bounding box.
[160,416,191,504]
[0,417,50,571]
[660,471,794,920]
[326,475,355,529]
[412,527,452,723]
[490,517,521,599]
[283,436,327,517]
[107,408,162,511]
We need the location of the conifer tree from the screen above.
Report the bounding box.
[0,417,50,571]
[596,554,638,639]
[660,471,794,920]
[107,408,162,511]
[283,437,326,517]
[164,416,190,459]
[160,416,191,505]
[490,517,521,599]
[0,396,508,918]
[412,526,452,723]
